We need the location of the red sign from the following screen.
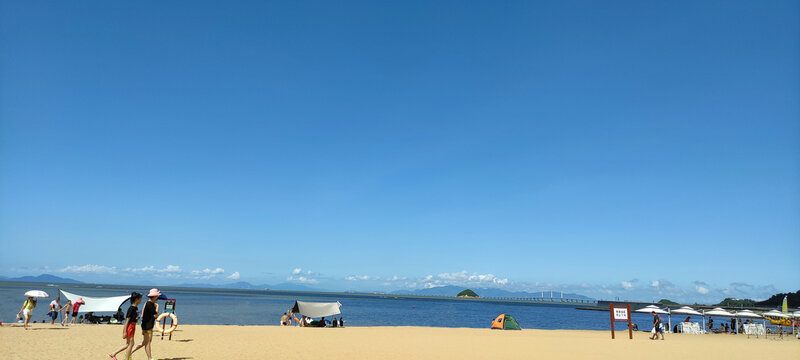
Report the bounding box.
[609,303,633,339]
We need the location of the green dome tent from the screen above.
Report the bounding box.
[491,314,521,330]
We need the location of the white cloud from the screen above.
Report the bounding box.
[191,267,225,275]
[191,268,225,279]
[60,264,117,274]
[650,280,660,287]
[695,285,709,294]
[345,275,382,281]
[621,281,634,290]
[124,265,182,274]
[292,268,302,275]
[227,272,241,280]
[286,276,318,284]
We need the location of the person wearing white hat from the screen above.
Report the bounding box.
[131,288,161,360]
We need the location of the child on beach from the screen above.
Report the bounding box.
[60,300,72,326]
[16,296,37,330]
[108,292,142,360]
[130,288,160,360]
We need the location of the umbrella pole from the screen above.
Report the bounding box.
[702,310,706,334]
[668,309,672,334]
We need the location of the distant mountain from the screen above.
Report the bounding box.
[168,281,322,292]
[169,282,262,290]
[392,286,593,300]
[755,290,799,307]
[1,274,83,284]
[267,282,323,292]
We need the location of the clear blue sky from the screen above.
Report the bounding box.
[1,0,798,303]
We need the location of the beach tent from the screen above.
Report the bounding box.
[291,301,342,318]
[491,314,521,330]
[60,290,130,313]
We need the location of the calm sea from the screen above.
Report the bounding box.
[0,281,673,330]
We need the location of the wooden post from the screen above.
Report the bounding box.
[610,303,616,339]
[160,317,166,340]
[627,304,633,339]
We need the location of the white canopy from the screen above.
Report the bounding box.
[292,301,341,318]
[634,305,668,314]
[60,290,130,313]
[762,310,789,319]
[671,306,702,316]
[792,311,800,319]
[734,310,762,319]
[704,307,734,317]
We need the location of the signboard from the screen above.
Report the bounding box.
[609,303,633,339]
[164,299,176,313]
[613,307,629,321]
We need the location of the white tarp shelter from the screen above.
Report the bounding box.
[60,290,130,313]
[292,301,341,318]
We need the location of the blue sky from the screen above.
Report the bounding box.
[1,0,798,303]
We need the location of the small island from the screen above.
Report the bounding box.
[456,289,479,298]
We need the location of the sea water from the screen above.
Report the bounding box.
[0,281,669,330]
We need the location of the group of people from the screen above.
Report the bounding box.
[16,295,84,330]
[107,288,162,360]
[280,306,344,328]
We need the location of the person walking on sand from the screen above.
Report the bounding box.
[131,288,160,360]
[650,311,664,340]
[108,292,142,360]
[60,299,72,326]
[16,296,37,330]
[48,296,61,325]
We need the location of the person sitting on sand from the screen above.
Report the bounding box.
[281,313,288,326]
[332,317,338,327]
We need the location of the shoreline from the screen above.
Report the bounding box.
[2,323,798,360]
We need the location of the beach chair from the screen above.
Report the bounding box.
[743,324,766,338]
[679,322,702,334]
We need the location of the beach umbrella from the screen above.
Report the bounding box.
[24,290,49,298]
[704,307,734,333]
[761,310,787,318]
[671,306,702,333]
[735,310,762,319]
[634,305,668,314]
[671,306,702,316]
[704,307,734,316]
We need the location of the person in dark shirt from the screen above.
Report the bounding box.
[108,292,142,360]
[131,288,161,360]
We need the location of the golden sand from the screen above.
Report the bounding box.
[1,323,798,359]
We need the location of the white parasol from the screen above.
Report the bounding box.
[634,305,668,314]
[24,290,49,298]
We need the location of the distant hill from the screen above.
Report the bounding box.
[1,274,83,284]
[716,298,756,307]
[457,289,479,298]
[393,286,593,300]
[658,299,679,305]
[755,290,799,307]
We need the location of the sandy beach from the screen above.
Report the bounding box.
[1,323,798,360]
